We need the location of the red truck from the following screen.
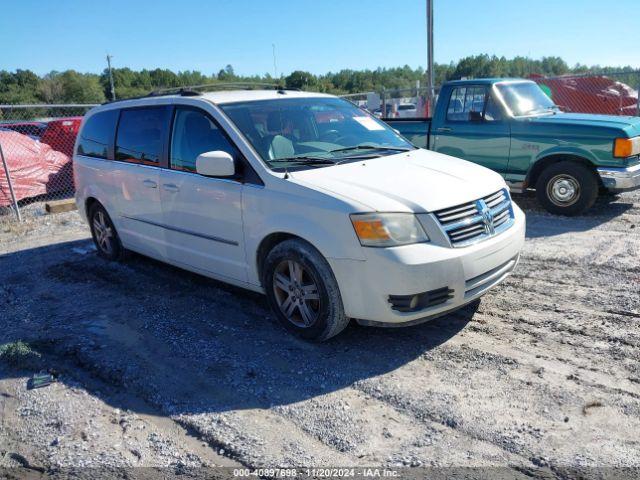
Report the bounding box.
[532,74,638,116]
[0,116,82,206]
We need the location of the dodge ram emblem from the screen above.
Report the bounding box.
[476,199,495,235]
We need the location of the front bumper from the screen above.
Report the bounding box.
[328,205,526,325]
[598,163,640,192]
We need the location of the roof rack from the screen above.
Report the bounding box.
[102,82,300,105]
[150,82,286,95]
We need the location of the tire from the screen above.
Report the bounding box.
[262,238,349,341]
[88,203,127,261]
[535,161,599,216]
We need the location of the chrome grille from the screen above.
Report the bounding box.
[434,188,514,247]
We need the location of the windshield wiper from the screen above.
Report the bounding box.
[270,156,337,167]
[329,145,413,154]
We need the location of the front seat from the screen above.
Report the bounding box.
[265,111,294,159]
[269,135,295,159]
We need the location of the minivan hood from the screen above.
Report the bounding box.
[526,112,640,137]
[290,149,506,213]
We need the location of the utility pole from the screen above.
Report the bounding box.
[272,44,278,80]
[106,54,116,101]
[426,0,434,114]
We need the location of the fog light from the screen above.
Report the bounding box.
[388,287,454,312]
[409,295,419,310]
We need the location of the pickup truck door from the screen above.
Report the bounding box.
[431,85,511,175]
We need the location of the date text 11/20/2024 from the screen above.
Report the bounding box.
[233,468,400,477]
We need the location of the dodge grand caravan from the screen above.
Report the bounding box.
[74,88,525,341]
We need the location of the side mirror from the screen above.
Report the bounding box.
[196,151,235,177]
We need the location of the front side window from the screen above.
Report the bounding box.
[115,107,168,165]
[220,97,413,171]
[76,109,118,158]
[170,108,236,172]
[496,81,555,117]
[446,86,488,122]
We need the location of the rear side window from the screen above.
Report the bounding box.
[170,108,237,172]
[115,107,169,165]
[76,110,118,159]
[446,86,487,122]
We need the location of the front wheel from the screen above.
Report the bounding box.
[263,239,349,341]
[535,161,599,216]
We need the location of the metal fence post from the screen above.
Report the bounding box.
[0,139,21,222]
[381,88,386,118]
[637,71,640,117]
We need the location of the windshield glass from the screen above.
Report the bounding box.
[220,97,413,170]
[496,82,556,117]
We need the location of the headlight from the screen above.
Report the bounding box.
[614,137,640,158]
[350,213,429,247]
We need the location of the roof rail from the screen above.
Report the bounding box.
[102,82,300,105]
[149,82,287,96]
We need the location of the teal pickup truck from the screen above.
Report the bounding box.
[385,78,640,215]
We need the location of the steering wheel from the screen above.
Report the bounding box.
[319,129,340,142]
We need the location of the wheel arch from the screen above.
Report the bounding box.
[85,196,100,217]
[255,232,323,287]
[526,153,601,189]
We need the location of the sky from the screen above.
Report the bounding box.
[1,0,638,76]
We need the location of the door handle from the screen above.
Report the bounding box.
[162,183,179,193]
[142,179,157,188]
[436,127,453,133]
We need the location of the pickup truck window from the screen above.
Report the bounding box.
[447,86,488,122]
[496,81,555,117]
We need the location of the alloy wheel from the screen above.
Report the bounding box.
[93,210,114,256]
[272,259,321,328]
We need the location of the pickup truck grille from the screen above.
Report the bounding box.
[434,189,514,247]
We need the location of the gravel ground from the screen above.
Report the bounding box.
[0,191,639,478]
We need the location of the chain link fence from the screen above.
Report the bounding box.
[342,87,440,119]
[344,71,640,119]
[532,71,640,116]
[0,71,638,228]
[0,104,96,225]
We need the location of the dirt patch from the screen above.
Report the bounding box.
[1,190,639,475]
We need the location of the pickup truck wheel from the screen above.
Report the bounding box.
[89,203,127,261]
[535,161,598,216]
[263,238,349,341]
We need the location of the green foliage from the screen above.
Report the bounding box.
[285,70,317,90]
[0,341,42,369]
[0,56,637,105]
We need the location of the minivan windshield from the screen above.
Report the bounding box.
[496,81,557,117]
[220,97,414,170]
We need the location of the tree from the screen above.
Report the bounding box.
[285,70,316,90]
[217,64,236,81]
[58,71,105,103]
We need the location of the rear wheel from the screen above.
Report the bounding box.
[89,203,126,261]
[263,239,349,341]
[536,161,598,216]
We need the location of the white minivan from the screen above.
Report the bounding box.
[74,88,525,341]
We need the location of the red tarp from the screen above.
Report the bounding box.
[0,130,72,207]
